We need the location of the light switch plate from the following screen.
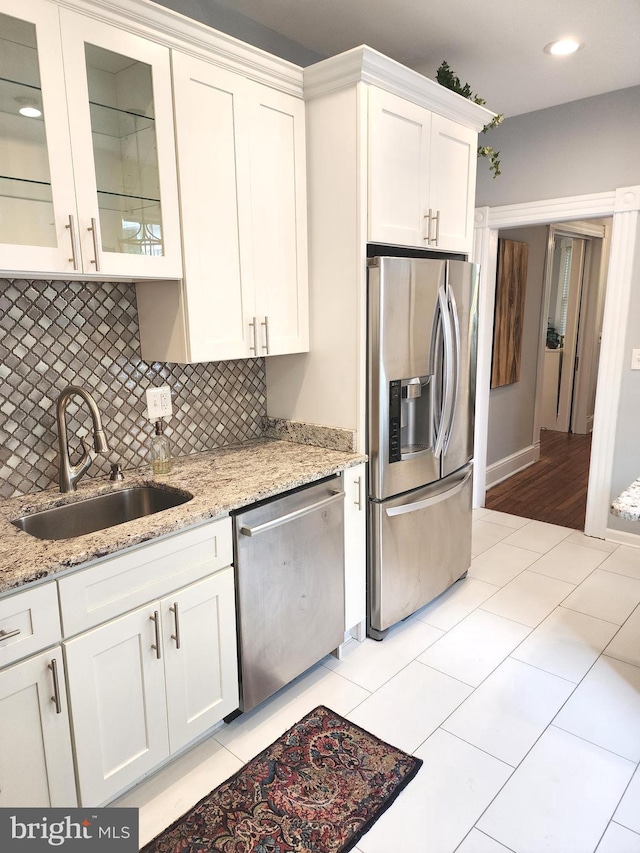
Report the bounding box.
[146,385,173,419]
[632,349,640,370]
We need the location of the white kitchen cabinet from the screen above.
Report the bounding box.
[65,567,238,806]
[136,51,308,362]
[162,571,238,753]
[266,49,491,443]
[343,464,366,638]
[0,0,181,279]
[368,87,477,253]
[0,647,77,807]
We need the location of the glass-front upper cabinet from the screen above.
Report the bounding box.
[59,9,181,278]
[0,0,181,278]
[0,0,78,273]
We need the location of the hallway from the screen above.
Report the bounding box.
[485,430,592,529]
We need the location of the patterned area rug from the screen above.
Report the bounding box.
[142,705,422,853]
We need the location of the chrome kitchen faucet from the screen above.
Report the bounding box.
[56,385,110,492]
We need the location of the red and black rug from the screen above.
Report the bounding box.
[142,705,422,853]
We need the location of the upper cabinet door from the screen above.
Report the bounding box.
[0,0,78,274]
[58,9,182,279]
[249,84,309,356]
[170,53,255,360]
[368,87,431,248]
[429,114,477,254]
[368,87,478,254]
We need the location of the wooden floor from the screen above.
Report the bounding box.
[484,430,592,530]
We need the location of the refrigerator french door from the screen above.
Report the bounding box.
[367,255,478,639]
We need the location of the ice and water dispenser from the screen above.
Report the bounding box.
[388,375,432,462]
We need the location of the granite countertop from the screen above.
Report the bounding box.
[611,477,640,521]
[0,438,366,595]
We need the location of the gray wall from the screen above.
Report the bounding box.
[151,0,324,66]
[487,226,547,468]
[476,86,640,208]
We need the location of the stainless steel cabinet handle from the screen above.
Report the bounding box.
[240,491,345,537]
[385,469,472,517]
[248,317,258,354]
[65,214,79,270]
[354,476,363,510]
[423,209,432,243]
[261,316,270,354]
[150,611,162,659]
[169,603,181,650]
[88,217,101,271]
[48,659,62,714]
[0,627,21,641]
[434,210,441,245]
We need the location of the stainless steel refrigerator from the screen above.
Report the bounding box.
[367,255,479,640]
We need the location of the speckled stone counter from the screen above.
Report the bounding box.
[0,438,366,594]
[611,478,640,521]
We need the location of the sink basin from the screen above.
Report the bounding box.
[11,486,193,540]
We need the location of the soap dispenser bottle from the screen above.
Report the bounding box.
[149,419,172,474]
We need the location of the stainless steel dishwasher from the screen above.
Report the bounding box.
[232,474,345,713]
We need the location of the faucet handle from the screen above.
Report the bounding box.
[109,463,125,481]
[81,437,97,462]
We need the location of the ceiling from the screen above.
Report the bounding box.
[208,0,640,117]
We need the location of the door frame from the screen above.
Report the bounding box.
[473,185,640,539]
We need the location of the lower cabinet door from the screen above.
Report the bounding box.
[64,606,170,806]
[343,464,366,634]
[0,647,77,807]
[162,568,239,753]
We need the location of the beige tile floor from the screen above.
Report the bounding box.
[116,509,640,852]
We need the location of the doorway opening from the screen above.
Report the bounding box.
[484,218,610,530]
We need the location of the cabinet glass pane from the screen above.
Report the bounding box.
[0,14,55,248]
[85,44,163,257]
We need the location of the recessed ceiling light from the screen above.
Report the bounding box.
[16,97,42,118]
[544,38,583,56]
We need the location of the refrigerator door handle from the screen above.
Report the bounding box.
[384,468,472,516]
[433,283,455,460]
[443,285,461,454]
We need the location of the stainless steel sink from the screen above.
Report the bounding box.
[11,486,193,540]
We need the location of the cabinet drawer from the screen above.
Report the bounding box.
[0,583,61,668]
[58,518,232,637]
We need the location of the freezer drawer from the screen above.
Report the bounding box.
[368,465,472,638]
[233,476,345,712]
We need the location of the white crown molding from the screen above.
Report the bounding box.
[304,46,494,131]
[55,0,304,96]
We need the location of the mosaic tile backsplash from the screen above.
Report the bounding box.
[0,279,266,499]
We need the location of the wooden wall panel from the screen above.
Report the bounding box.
[491,238,529,388]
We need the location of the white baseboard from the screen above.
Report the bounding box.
[604,527,640,549]
[486,442,540,490]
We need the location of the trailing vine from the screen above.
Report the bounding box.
[436,61,504,177]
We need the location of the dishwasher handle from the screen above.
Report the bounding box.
[239,490,345,537]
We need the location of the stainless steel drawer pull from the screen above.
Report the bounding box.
[88,217,101,271]
[49,659,62,715]
[169,603,181,650]
[385,470,472,517]
[150,611,162,659]
[434,209,441,245]
[0,628,21,641]
[240,491,345,537]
